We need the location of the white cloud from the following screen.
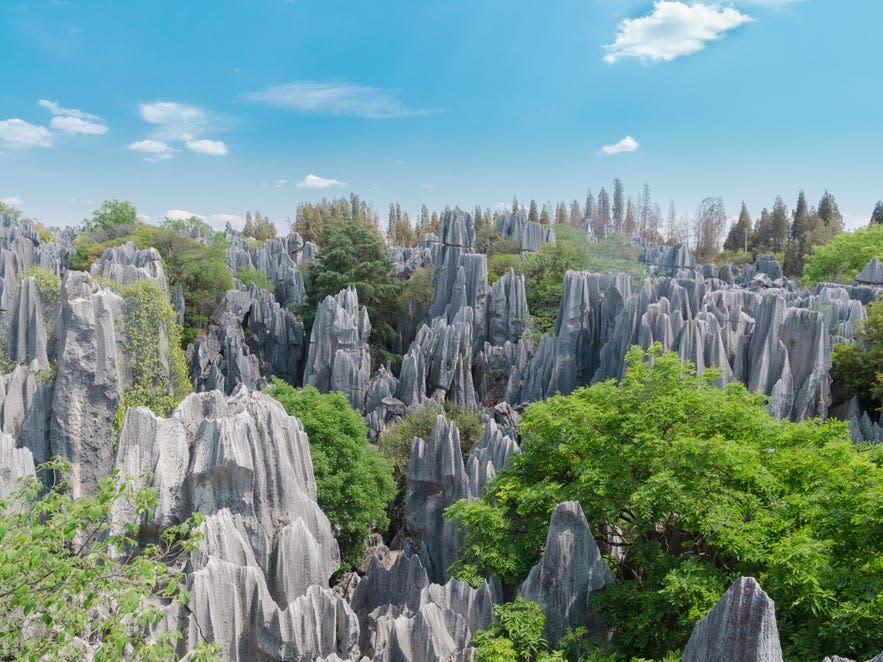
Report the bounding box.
[599,135,640,155]
[128,139,175,161]
[248,81,424,119]
[137,213,152,223]
[273,178,287,188]
[0,119,53,149]
[49,115,108,135]
[185,139,228,156]
[165,209,204,220]
[603,2,753,64]
[39,99,109,136]
[207,213,244,226]
[1,196,23,206]
[296,174,346,189]
[132,101,228,160]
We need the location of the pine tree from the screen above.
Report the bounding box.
[244,211,255,237]
[597,188,611,238]
[528,199,539,224]
[694,197,727,262]
[419,205,430,234]
[666,201,678,244]
[585,190,596,224]
[555,202,568,225]
[751,208,773,252]
[623,197,637,238]
[724,202,753,253]
[512,196,519,213]
[638,184,651,240]
[613,178,624,234]
[569,200,582,226]
[768,196,790,252]
[539,203,551,225]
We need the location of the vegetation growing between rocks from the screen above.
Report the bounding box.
[447,345,883,660]
[831,299,883,414]
[14,265,61,306]
[264,379,396,572]
[108,279,191,431]
[0,458,217,661]
[802,223,883,285]
[236,266,274,293]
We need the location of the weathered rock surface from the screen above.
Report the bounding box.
[6,276,50,367]
[519,501,613,647]
[114,387,349,661]
[407,307,477,407]
[488,267,528,346]
[683,576,783,662]
[466,419,520,496]
[0,431,35,499]
[303,285,372,412]
[191,285,304,394]
[495,209,556,252]
[856,257,883,285]
[228,234,307,308]
[90,242,168,294]
[390,233,441,278]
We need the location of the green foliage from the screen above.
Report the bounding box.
[14,265,61,306]
[34,222,54,244]
[236,267,274,293]
[294,195,379,245]
[472,598,561,662]
[0,201,22,222]
[110,279,191,430]
[520,228,646,334]
[448,346,883,660]
[243,211,277,241]
[0,458,216,661]
[475,225,521,257]
[82,199,139,235]
[831,300,883,412]
[35,362,57,384]
[802,223,883,285]
[264,380,396,571]
[400,267,434,310]
[378,403,483,484]
[302,217,404,352]
[159,215,214,240]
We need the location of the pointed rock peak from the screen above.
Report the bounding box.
[683,576,783,662]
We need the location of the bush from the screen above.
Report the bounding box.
[0,458,215,661]
[472,598,561,662]
[15,265,61,306]
[264,380,396,571]
[0,201,22,222]
[236,267,274,293]
[378,402,483,483]
[802,224,883,285]
[109,279,191,431]
[448,345,883,660]
[830,299,883,412]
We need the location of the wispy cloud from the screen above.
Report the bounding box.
[296,173,346,189]
[272,178,287,188]
[39,99,108,135]
[248,81,426,119]
[129,139,175,161]
[1,196,23,206]
[599,135,640,155]
[131,101,228,160]
[0,119,54,149]
[603,2,753,64]
[165,209,203,220]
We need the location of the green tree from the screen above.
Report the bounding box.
[783,191,812,276]
[802,223,883,284]
[831,300,883,413]
[870,201,883,226]
[596,188,611,238]
[724,202,753,253]
[264,380,396,570]
[750,207,773,252]
[0,201,22,222]
[584,190,596,226]
[0,459,215,661]
[768,196,790,253]
[448,346,883,660]
[83,199,139,235]
[243,211,276,241]
[623,197,636,238]
[302,216,404,357]
[472,598,560,662]
[528,199,539,224]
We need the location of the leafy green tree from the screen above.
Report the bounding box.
[870,201,883,226]
[293,197,379,245]
[831,300,883,413]
[750,207,773,252]
[0,458,215,661]
[768,196,790,253]
[802,223,883,284]
[302,217,404,353]
[528,199,539,224]
[0,201,22,222]
[236,267,274,292]
[724,202,753,253]
[472,598,561,662]
[83,199,139,235]
[447,346,883,660]
[160,215,214,239]
[243,211,276,241]
[264,380,396,570]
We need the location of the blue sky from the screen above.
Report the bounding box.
[0,0,880,231]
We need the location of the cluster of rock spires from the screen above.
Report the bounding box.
[0,208,881,659]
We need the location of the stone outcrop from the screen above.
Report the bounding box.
[519,501,613,647]
[6,276,50,368]
[0,432,35,499]
[191,285,304,394]
[90,242,168,294]
[495,210,556,252]
[683,576,783,662]
[227,234,307,308]
[390,233,441,278]
[856,257,883,285]
[114,388,350,661]
[404,415,470,583]
[407,307,477,407]
[465,419,520,496]
[488,267,528,346]
[303,285,372,412]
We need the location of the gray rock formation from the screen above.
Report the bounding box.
[466,419,520,496]
[405,415,470,583]
[90,242,168,294]
[191,285,304,394]
[372,602,472,662]
[407,307,477,407]
[6,276,50,368]
[488,267,528,346]
[856,258,883,285]
[303,285,372,412]
[519,501,613,647]
[0,431,35,499]
[683,576,783,662]
[390,233,441,278]
[495,210,556,252]
[364,365,404,440]
[228,234,307,308]
[474,338,531,407]
[114,388,350,661]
